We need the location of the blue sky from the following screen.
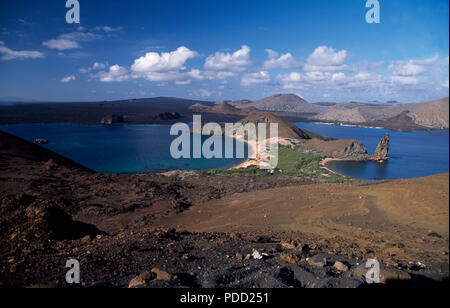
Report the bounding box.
[0,0,448,103]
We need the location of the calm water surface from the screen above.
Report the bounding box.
[294,122,449,179]
[0,124,249,174]
[1,123,448,179]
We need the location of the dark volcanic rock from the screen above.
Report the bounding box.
[101,114,125,125]
[372,133,390,161]
[153,112,182,121]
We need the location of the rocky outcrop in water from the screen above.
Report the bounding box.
[303,138,370,160]
[372,133,390,162]
[101,114,125,125]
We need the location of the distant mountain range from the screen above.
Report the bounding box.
[316,98,449,129]
[230,94,325,113]
[225,94,449,129]
[1,93,448,130]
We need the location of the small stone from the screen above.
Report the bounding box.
[139,271,155,282]
[244,254,251,260]
[151,268,172,281]
[428,232,442,238]
[307,255,327,267]
[236,253,244,261]
[280,253,300,264]
[252,251,263,260]
[81,235,92,243]
[354,263,411,284]
[281,241,296,250]
[334,261,349,272]
[230,233,239,240]
[128,276,146,288]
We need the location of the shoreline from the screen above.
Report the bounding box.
[230,137,295,170]
[229,134,259,170]
[320,157,348,176]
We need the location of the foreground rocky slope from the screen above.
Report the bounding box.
[0,131,448,288]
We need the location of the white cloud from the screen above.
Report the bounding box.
[193,89,213,97]
[331,72,346,83]
[388,55,439,76]
[278,72,306,90]
[42,30,101,50]
[186,69,236,81]
[130,47,199,83]
[94,26,123,32]
[263,49,300,69]
[59,31,101,42]
[391,76,421,85]
[241,71,271,86]
[43,39,80,51]
[0,45,44,60]
[278,69,385,91]
[91,47,204,84]
[93,62,106,69]
[305,46,348,71]
[305,71,330,82]
[175,80,192,85]
[95,65,130,82]
[131,46,198,73]
[0,41,4,45]
[204,45,252,72]
[215,71,236,79]
[80,62,107,73]
[60,75,76,83]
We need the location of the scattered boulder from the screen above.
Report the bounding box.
[229,232,239,240]
[128,276,146,288]
[128,271,156,288]
[151,268,172,281]
[281,241,297,250]
[307,255,327,267]
[428,232,442,238]
[334,261,349,272]
[101,114,125,125]
[281,253,300,264]
[354,263,411,284]
[372,133,390,161]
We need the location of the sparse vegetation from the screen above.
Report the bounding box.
[205,145,353,183]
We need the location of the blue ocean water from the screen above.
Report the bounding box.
[0,124,249,174]
[1,123,448,179]
[294,122,449,180]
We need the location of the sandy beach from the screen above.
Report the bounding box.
[320,157,347,175]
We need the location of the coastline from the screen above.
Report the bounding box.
[320,157,347,176]
[229,136,295,170]
[229,134,259,169]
